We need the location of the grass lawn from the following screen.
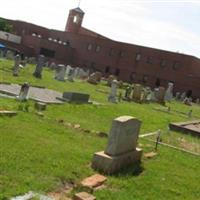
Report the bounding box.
[0,59,200,200]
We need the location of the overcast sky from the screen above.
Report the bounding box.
[1,0,200,58]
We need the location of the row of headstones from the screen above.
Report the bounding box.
[175,92,200,105]
[0,50,15,60]
[12,54,91,81]
[107,79,174,104]
[54,64,90,82]
[12,54,45,78]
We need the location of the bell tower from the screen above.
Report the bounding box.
[65,7,85,33]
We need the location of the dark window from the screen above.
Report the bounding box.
[143,75,148,83]
[87,44,92,51]
[146,57,153,64]
[95,45,101,52]
[119,50,125,57]
[109,48,115,56]
[135,53,141,61]
[130,72,136,81]
[173,61,180,70]
[40,48,55,58]
[91,62,96,69]
[160,59,167,67]
[115,68,120,76]
[155,78,160,87]
[105,66,110,73]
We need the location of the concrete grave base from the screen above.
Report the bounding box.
[169,120,200,137]
[92,148,142,174]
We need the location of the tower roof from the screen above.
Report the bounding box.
[71,7,85,14]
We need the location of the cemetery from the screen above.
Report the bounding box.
[0,57,200,200]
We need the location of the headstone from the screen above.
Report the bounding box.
[54,64,66,81]
[35,102,47,111]
[180,92,186,101]
[74,67,80,78]
[107,75,116,86]
[124,85,132,100]
[144,87,152,103]
[92,116,143,174]
[6,50,14,60]
[88,72,102,85]
[66,65,72,75]
[175,92,180,100]
[67,67,75,82]
[183,97,192,106]
[16,83,30,101]
[157,87,166,104]
[108,79,118,103]
[33,55,45,78]
[49,62,57,70]
[132,84,143,102]
[164,82,174,101]
[151,87,159,101]
[196,98,200,104]
[13,54,21,76]
[61,92,90,103]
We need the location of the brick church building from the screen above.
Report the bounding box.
[1,7,200,98]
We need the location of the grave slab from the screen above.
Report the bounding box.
[169,120,200,137]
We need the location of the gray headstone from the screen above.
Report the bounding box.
[108,80,118,103]
[165,82,174,101]
[67,67,75,82]
[13,54,21,76]
[17,83,30,101]
[55,64,66,81]
[33,55,45,78]
[105,116,141,156]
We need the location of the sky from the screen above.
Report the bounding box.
[1,0,200,58]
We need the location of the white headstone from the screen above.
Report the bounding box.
[108,80,118,103]
[164,82,174,101]
[55,64,66,81]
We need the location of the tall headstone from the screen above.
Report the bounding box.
[16,83,30,101]
[132,84,143,102]
[107,75,116,86]
[180,92,186,101]
[13,54,21,76]
[175,92,180,100]
[157,87,166,104]
[67,67,75,82]
[108,79,118,103]
[92,116,143,174]
[124,85,132,100]
[164,82,174,101]
[33,55,45,78]
[54,64,66,81]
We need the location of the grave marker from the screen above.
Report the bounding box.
[92,116,142,174]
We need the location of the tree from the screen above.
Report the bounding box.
[0,18,12,32]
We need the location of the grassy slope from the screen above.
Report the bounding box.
[0,59,200,199]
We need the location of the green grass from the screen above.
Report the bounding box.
[0,59,200,199]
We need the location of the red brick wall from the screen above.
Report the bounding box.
[3,12,200,98]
